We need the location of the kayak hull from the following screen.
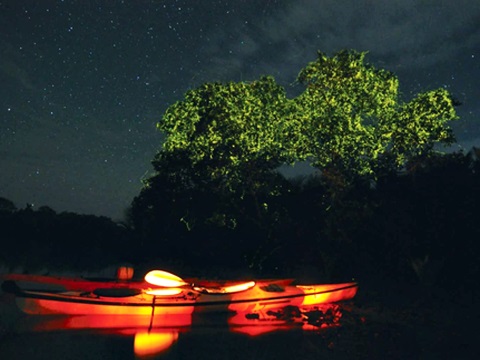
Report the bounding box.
[6,280,358,316]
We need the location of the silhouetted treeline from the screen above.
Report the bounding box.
[0,205,133,271]
[126,148,480,290]
[1,149,479,296]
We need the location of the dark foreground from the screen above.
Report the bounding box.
[332,284,477,360]
[0,279,476,360]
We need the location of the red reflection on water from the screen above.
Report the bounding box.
[228,303,343,336]
[21,315,187,358]
[133,331,179,359]
[28,314,193,332]
[13,304,347,357]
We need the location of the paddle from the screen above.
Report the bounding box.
[144,270,190,288]
[144,269,256,294]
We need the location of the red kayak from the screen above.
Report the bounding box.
[1,269,358,317]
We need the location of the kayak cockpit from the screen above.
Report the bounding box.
[91,288,143,297]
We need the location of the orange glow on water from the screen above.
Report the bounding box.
[227,302,344,336]
[133,331,179,358]
[231,325,291,336]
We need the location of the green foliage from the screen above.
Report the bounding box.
[390,88,457,165]
[156,50,457,189]
[158,76,298,192]
[294,50,458,177]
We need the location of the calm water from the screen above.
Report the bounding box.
[1,325,339,360]
[1,297,344,360]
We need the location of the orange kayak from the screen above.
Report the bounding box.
[1,270,358,317]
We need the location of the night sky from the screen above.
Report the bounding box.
[1,0,479,220]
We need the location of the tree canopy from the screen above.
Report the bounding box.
[157,75,298,193]
[156,50,457,190]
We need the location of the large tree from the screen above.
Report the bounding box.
[129,50,458,269]
[156,50,457,190]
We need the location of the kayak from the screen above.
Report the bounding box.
[1,270,358,317]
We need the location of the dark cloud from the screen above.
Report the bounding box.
[196,0,480,151]
[199,0,480,82]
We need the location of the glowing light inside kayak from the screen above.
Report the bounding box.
[223,281,255,293]
[144,288,183,296]
[193,280,256,294]
[144,270,188,287]
[298,284,359,306]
